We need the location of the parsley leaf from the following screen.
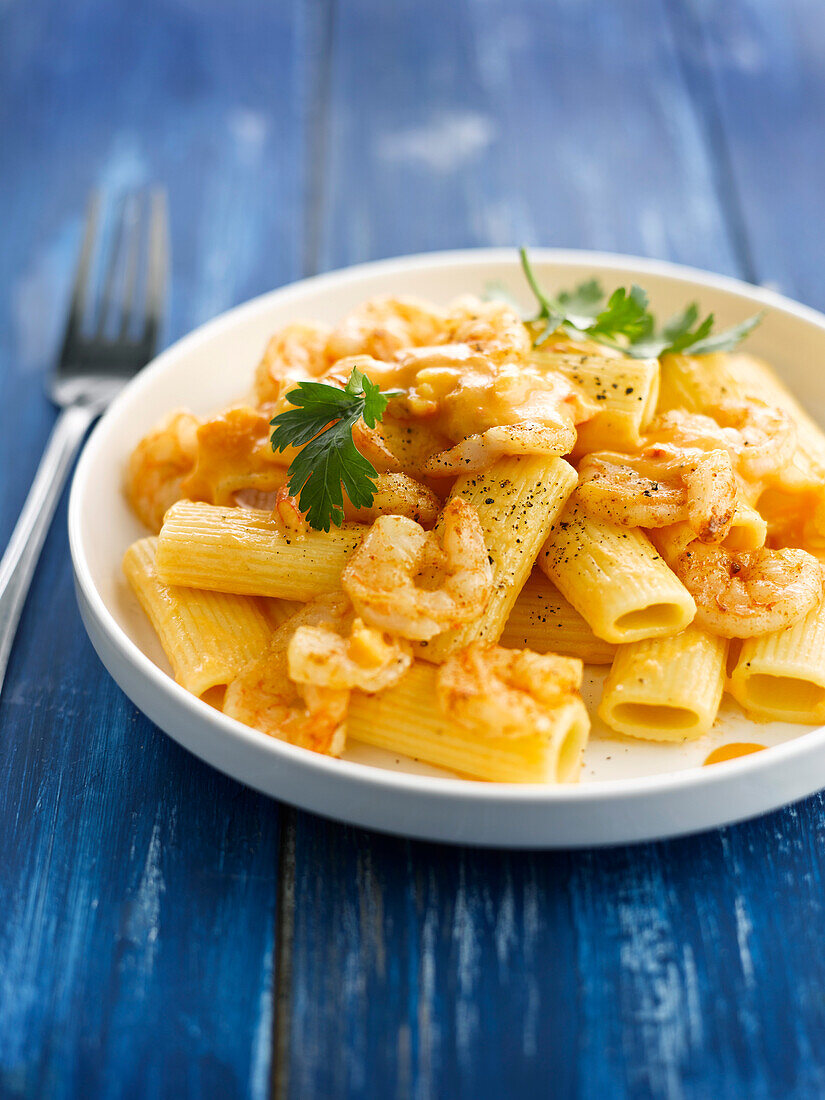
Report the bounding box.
[669,310,764,356]
[624,304,764,359]
[270,367,400,532]
[518,247,763,357]
[587,285,653,343]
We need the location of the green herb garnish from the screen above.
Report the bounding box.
[519,247,762,357]
[270,367,400,532]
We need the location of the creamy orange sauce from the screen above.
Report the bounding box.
[703,742,766,765]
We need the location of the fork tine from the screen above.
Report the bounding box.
[142,189,168,351]
[61,192,101,349]
[118,192,145,338]
[95,194,132,337]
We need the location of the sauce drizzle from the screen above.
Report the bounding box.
[703,742,766,766]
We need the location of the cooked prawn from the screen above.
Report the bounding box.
[437,644,584,739]
[649,399,796,486]
[288,616,411,693]
[181,406,288,505]
[440,296,533,362]
[235,473,442,527]
[126,410,200,531]
[254,322,333,404]
[326,296,447,363]
[424,419,576,476]
[341,499,493,640]
[223,596,355,755]
[577,445,737,543]
[274,484,307,534]
[352,414,452,478]
[666,543,822,637]
[223,652,348,755]
[346,473,441,526]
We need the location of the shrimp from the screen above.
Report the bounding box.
[125,410,200,531]
[424,419,576,476]
[440,296,533,362]
[288,616,412,693]
[341,499,493,640]
[437,644,584,739]
[346,473,441,526]
[326,296,447,363]
[666,542,822,637]
[648,398,796,485]
[403,355,593,441]
[181,406,288,505]
[235,473,442,527]
[351,418,404,473]
[223,596,354,755]
[274,484,307,534]
[253,322,333,404]
[577,445,737,543]
[353,415,453,478]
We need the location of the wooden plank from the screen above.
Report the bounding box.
[287,814,825,1099]
[283,1,825,1098]
[0,0,325,1093]
[316,0,740,273]
[672,0,825,305]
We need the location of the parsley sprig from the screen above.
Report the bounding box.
[519,248,762,358]
[270,367,400,532]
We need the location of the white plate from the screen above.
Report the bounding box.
[68,248,825,847]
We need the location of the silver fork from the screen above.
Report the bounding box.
[0,190,168,697]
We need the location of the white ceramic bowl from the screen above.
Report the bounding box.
[68,248,825,847]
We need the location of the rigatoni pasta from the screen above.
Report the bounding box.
[599,627,728,741]
[156,501,366,599]
[348,660,590,783]
[499,571,616,664]
[124,537,272,697]
[533,351,660,453]
[540,498,696,644]
[728,594,825,723]
[417,455,577,662]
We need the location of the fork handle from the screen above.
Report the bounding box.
[0,404,97,696]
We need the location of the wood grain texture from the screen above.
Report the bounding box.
[317,0,742,273]
[4,0,825,1097]
[285,1,825,1098]
[673,0,825,304]
[0,0,326,1094]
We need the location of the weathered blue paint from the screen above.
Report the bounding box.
[0,0,326,1095]
[3,0,825,1097]
[288,1,825,1098]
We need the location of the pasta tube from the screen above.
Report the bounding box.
[499,571,616,664]
[540,498,696,644]
[347,662,589,783]
[652,500,767,565]
[659,351,825,491]
[259,598,305,630]
[728,595,825,723]
[533,352,660,453]
[123,537,272,697]
[156,501,366,599]
[599,626,728,740]
[418,455,577,663]
[720,499,767,552]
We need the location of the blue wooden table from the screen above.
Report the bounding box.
[2,1,825,1096]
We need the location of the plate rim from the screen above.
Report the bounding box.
[67,246,825,841]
